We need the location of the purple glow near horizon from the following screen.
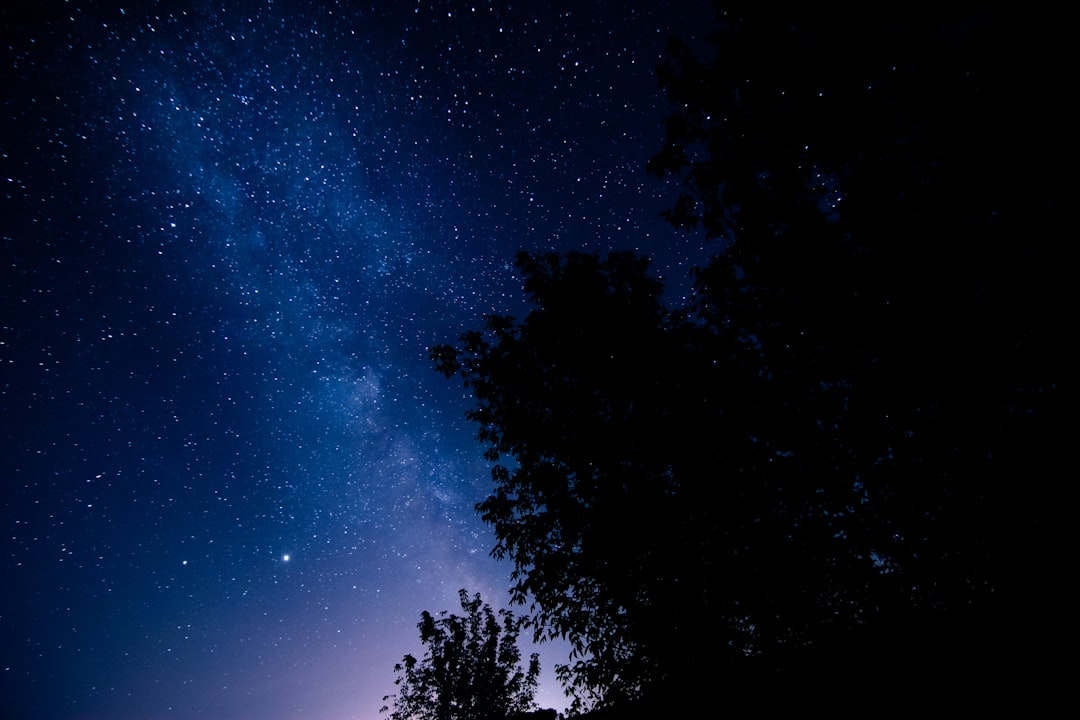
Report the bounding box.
[2,2,707,717]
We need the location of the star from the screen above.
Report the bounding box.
[1,2,704,718]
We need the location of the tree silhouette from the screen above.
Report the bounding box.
[434,251,698,711]
[435,249,890,710]
[381,589,541,720]
[433,6,1065,714]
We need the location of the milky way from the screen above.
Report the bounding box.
[2,2,707,717]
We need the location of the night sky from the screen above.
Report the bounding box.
[2,2,710,718]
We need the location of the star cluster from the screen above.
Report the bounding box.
[2,2,706,718]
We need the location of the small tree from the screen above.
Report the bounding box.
[381,589,541,720]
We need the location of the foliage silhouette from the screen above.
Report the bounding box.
[435,251,703,711]
[381,589,540,720]
[433,5,1065,713]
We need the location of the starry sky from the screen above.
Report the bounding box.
[2,2,711,718]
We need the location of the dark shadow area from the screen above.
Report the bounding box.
[426,6,1066,716]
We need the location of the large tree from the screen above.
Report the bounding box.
[434,249,892,711]
[433,5,1066,713]
[381,589,541,720]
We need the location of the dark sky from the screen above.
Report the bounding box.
[1,1,710,718]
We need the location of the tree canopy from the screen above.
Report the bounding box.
[381,589,541,720]
[432,5,1065,714]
